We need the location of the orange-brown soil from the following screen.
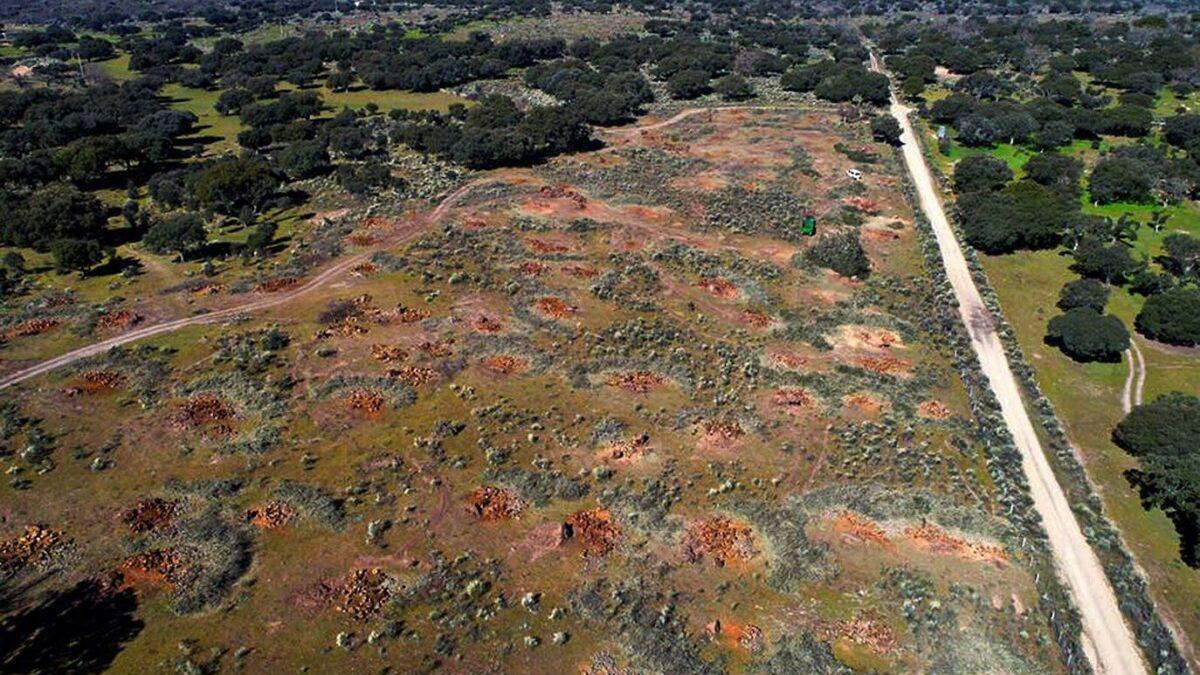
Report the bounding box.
[469,485,524,521]
[370,344,408,364]
[565,508,620,557]
[121,497,181,534]
[683,516,756,566]
[832,512,892,549]
[248,501,298,529]
[917,400,952,419]
[95,309,140,331]
[903,524,1008,566]
[481,355,527,375]
[606,371,664,393]
[535,296,577,319]
[0,525,68,572]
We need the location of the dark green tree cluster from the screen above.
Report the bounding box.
[1045,307,1129,362]
[396,95,591,169]
[781,59,889,105]
[1114,393,1200,565]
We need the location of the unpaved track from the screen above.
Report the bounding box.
[870,52,1145,674]
[1122,340,1146,414]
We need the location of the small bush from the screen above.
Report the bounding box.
[802,231,870,279]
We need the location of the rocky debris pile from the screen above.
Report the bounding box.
[370,344,408,364]
[417,339,454,358]
[832,512,891,548]
[0,525,70,573]
[606,371,664,394]
[64,369,125,395]
[387,365,439,386]
[904,524,1007,566]
[2,318,60,342]
[772,387,813,410]
[822,613,898,654]
[119,549,190,589]
[701,420,744,441]
[518,261,550,277]
[247,501,298,529]
[741,310,772,328]
[472,315,503,333]
[256,277,300,293]
[345,388,387,414]
[706,620,765,652]
[564,508,620,557]
[562,263,599,279]
[600,435,652,464]
[336,568,394,622]
[537,184,588,209]
[350,261,378,277]
[470,485,524,521]
[917,400,951,419]
[95,309,141,331]
[481,355,527,375]
[121,498,181,534]
[171,394,236,431]
[535,297,577,319]
[698,277,738,299]
[855,355,910,375]
[683,517,756,566]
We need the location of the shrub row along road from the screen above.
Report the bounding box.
[869,52,1146,674]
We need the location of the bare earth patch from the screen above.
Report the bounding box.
[470,485,524,521]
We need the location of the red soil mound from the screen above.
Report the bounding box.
[481,355,527,375]
[565,508,620,557]
[699,277,738,299]
[336,568,394,621]
[469,486,524,521]
[535,297,577,319]
[832,512,892,549]
[121,498,180,534]
[0,525,68,572]
[345,388,387,414]
[684,516,756,566]
[248,501,297,529]
[606,371,664,393]
[96,310,140,331]
[256,277,300,293]
[172,394,236,430]
[370,344,408,364]
[2,318,60,341]
[918,400,952,419]
[388,365,439,386]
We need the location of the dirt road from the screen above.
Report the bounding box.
[0,179,491,390]
[1122,339,1146,414]
[870,53,1145,674]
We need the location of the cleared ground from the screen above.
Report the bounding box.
[0,108,1066,673]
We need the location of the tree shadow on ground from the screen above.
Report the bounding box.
[1125,467,1200,568]
[0,575,144,673]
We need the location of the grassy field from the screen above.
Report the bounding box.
[981,247,1200,653]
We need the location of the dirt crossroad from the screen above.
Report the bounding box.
[870,52,1146,674]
